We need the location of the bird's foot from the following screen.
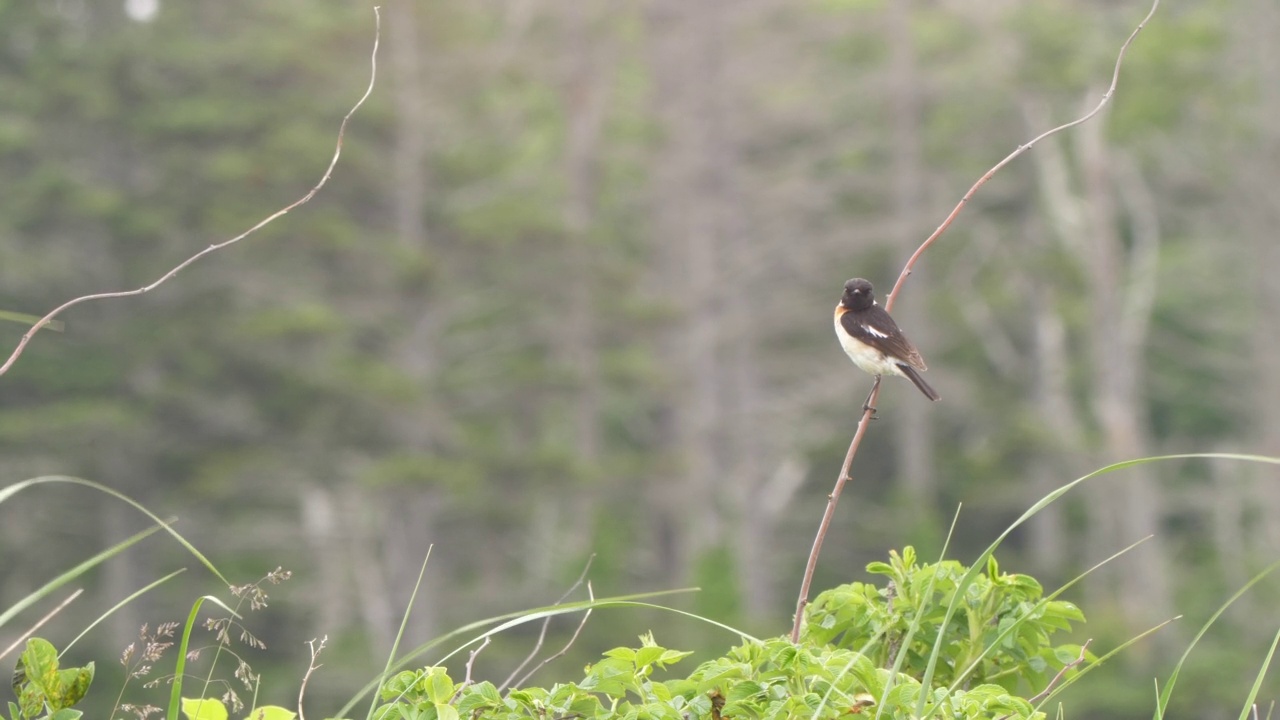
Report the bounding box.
[862,376,882,419]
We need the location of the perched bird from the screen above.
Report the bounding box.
[834,277,940,405]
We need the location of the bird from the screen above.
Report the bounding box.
[834,277,940,408]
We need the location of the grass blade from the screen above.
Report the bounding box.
[0,523,164,632]
[1236,626,1280,720]
[363,548,433,720]
[0,310,64,332]
[1,476,229,586]
[61,569,187,655]
[167,595,239,720]
[1153,560,1280,719]
[910,453,1279,718]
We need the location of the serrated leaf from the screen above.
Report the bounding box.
[658,649,694,666]
[506,689,536,707]
[725,680,765,703]
[380,671,418,700]
[455,692,494,717]
[647,681,673,702]
[1007,574,1044,597]
[635,645,665,668]
[472,681,502,702]
[433,703,458,720]
[569,695,603,715]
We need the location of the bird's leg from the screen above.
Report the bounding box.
[862,376,882,419]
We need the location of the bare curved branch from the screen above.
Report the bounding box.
[0,7,383,379]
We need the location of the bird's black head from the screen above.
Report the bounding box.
[841,278,876,310]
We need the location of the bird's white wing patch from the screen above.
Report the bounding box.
[835,311,905,378]
[863,323,888,338]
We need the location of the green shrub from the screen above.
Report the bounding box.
[345,547,1083,720]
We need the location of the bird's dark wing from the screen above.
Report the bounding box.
[839,306,927,371]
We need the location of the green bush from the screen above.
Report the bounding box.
[343,546,1083,720]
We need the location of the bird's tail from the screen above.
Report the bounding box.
[899,364,941,401]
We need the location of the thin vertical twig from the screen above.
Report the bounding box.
[296,635,328,720]
[510,581,596,689]
[455,636,492,698]
[499,555,595,692]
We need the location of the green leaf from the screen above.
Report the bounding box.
[181,697,228,720]
[18,681,43,719]
[635,645,665,669]
[380,671,418,700]
[1053,645,1083,664]
[50,663,93,709]
[19,638,59,698]
[433,703,459,720]
[474,682,502,702]
[725,680,764,703]
[1043,600,1085,623]
[453,698,485,717]
[505,689,536,707]
[426,669,454,704]
[370,704,401,720]
[603,647,637,662]
[245,706,297,720]
[657,649,694,667]
[583,658,634,698]
[865,561,893,576]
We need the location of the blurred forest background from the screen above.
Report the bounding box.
[1,0,1278,717]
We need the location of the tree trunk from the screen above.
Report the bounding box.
[1237,0,1280,555]
[644,0,738,584]
[1030,106,1168,625]
[885,0,938,520]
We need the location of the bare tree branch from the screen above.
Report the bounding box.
[455,636,491,699]
[499,554,595,692]
[0,7,383,380]
[0,589,84,664]
[883,0,1160,312]
[296,635,327,720]
[510,581,595,690]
